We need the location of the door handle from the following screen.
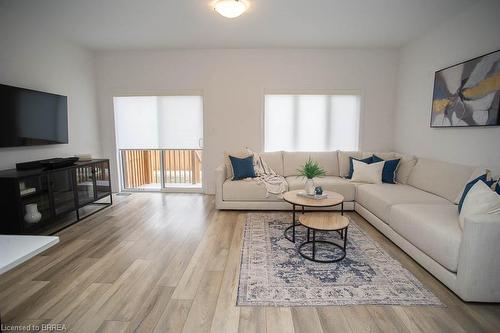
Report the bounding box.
[198,138,203,148]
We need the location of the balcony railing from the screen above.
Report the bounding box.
[120,149,202,190]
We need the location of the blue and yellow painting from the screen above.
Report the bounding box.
[431,50,500,127]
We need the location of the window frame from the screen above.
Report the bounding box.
[261,89,363,152]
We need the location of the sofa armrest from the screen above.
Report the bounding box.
[456,214,500,301]
[215,164,227,209]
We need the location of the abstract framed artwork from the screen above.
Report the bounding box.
[431,49,500,127]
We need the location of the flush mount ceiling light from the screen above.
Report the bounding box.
[214,0,249,18]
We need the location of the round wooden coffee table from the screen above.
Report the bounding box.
[282,190,344,243]
[298,213,350,263]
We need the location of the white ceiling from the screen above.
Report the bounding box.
[0,0,475,50]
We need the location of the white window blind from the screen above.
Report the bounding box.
[113,96,203,149]
[264,94,360,152]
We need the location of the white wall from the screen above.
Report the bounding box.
[395,0,500,172]
[95,48,399,193]
[0,19,101,170]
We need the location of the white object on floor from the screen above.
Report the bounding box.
[0,235,59,275]
[350,160,385,184]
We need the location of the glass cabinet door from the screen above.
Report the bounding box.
[19,175,52,230]
[94,161,111,199]
[75,166,96,206]
[49,170,76,216]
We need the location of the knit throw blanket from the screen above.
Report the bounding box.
[247,149,288,197]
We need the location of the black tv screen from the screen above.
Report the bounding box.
[0,84,68,147]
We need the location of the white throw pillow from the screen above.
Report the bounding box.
[350,160,385,184]
[459,180,500,229]
[454,167,490,204]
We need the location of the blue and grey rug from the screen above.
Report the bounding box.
[237,212,442,306]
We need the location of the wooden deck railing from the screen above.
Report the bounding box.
[120,149,202,189]
[75,163,108,183]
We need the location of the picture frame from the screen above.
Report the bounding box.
[430,49,500,128]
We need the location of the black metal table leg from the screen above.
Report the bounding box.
[312,229,316,260]
[285,204,303,243]
[343,226,348,251]
[298,226,348,263]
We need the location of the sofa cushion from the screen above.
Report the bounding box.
[458,174,489,213]
[389,204,462,272]
[454,166,491,204]
[339,151,394,177]
[338,151,363,177]
[372,155,400,184]
[459,180,500,229]
[223,179,282,201]
[224,150,252,180]
[351,160,384,184]
[393,153,417,184]
[283,151,339,177]
[346,156,373,179]
[260,151,284,176]
[286,176,356,201]
[363,152,397,161]
[407,158,475,203]
[356,183,450,222]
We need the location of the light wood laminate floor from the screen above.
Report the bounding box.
[0,193,499,333]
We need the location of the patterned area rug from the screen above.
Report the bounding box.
[237,212,442,307]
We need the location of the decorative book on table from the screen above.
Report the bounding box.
[297,191,328,200]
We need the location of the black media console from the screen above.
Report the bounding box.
[0,159,112,235]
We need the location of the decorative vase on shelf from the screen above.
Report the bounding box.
[24,203,42,224]
[305,179,315,195]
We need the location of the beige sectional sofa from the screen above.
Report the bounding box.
[215,151,500,302]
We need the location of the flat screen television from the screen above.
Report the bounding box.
[0,84,68,147]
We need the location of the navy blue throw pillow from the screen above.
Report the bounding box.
[347,156,373,179]
[458,174,487,213]
[496,181,500,195]
[372,155,400,184]
[229,155,255,180]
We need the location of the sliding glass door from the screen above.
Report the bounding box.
[114,95,203,192]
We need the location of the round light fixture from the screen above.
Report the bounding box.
[214,0,248,18]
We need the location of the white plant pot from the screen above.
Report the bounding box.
[305,178,315,195]
[24,203,42,224]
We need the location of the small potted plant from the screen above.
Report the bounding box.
[297,158,326,195]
